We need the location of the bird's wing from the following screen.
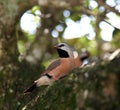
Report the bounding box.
[42,59,61,74]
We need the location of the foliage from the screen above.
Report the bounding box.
[0,0,120,110]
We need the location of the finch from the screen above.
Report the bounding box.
[24,43,89,94]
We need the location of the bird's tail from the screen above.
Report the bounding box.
[24,83,37,94]
[80,49,90,61]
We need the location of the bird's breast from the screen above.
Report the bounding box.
[48,58,73,80]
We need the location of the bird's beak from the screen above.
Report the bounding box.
[54,45,59,49]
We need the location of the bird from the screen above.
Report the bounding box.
[23,43,89,94]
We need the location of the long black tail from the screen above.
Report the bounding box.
[24,83,37,94]
[80,49,90,61]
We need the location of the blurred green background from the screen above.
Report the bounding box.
[0,0,120,110]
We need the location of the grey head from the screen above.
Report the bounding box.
[54,43,78,58]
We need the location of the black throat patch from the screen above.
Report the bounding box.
[57,49,69,58]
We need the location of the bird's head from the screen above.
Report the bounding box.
[54,43,74,58]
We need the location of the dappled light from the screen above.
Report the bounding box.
[0,0,120,110]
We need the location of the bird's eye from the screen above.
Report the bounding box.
[59,44,65,47]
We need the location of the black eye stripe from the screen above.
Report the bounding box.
[59,44,65,47]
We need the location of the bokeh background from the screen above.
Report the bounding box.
[0,0,120,110]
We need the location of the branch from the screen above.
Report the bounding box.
[15,0,38,25]
[97,0,120,16]
[22,49,120,109]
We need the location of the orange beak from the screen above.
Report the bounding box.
[54,45,59,49]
